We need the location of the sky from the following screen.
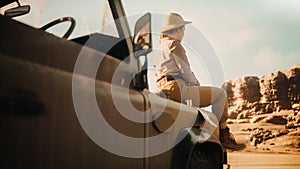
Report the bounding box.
[3,0,300,85]
[123,0,300,82]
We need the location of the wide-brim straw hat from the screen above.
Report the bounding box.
[160,12,192,33]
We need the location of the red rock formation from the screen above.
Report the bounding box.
[224,64,300,119]
[285,64,300,105]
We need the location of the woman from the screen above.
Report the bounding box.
[154,12,244,149]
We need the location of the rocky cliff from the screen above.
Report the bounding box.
[223,64,300,151]
[223,64,300,120]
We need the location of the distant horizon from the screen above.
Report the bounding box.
[224,63,300,81]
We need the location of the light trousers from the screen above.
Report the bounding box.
[157,79,228,123]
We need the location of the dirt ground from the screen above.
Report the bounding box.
[227,152,300,169]
[228,122,300,154]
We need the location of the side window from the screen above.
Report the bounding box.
[99,1,119,38]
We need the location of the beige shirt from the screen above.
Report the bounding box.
[154,36,199,86]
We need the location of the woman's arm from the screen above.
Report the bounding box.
[170,40,200,85]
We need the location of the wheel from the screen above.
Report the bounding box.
[188,151,211,169]
[187,150,222,169]
[40,17,76,39]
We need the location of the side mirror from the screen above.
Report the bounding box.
[4,1,30,18]
[133,13,152,57]
[133,13,152,90]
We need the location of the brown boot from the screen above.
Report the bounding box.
[220,127,245,150]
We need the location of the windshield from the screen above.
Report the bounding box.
[0,0,119,39]
[100,1,118,38]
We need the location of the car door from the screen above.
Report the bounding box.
[0,15,146,169]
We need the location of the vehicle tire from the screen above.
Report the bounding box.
[187,150,222,169]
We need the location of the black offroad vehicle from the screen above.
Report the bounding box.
[0,0,229,168]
